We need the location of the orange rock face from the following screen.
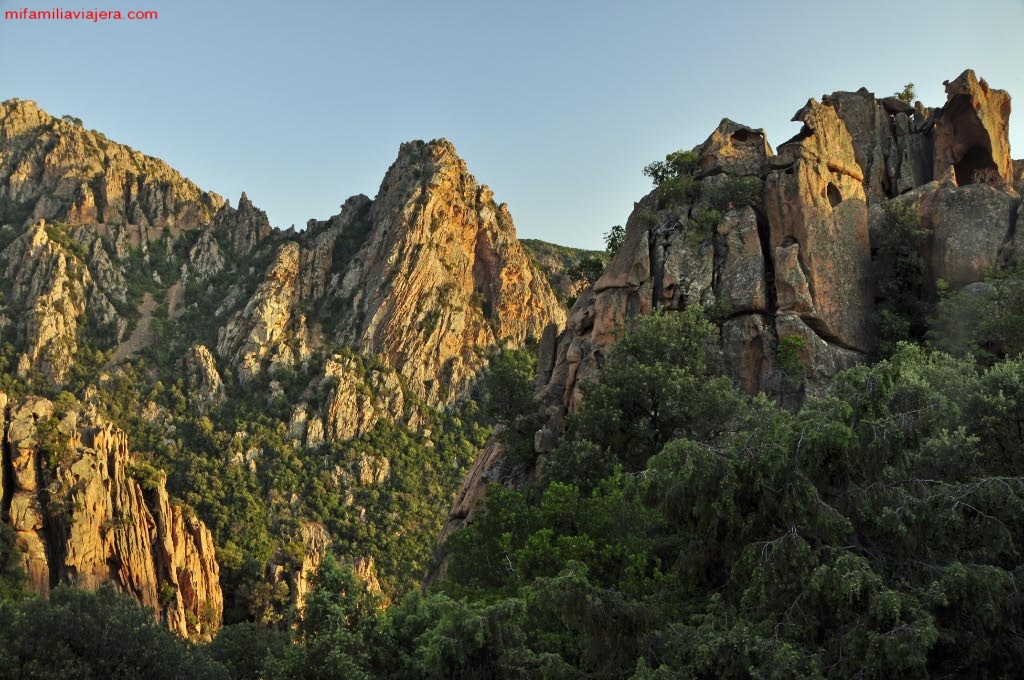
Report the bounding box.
[0,99,223,231]
[932,70,1014,187]
[439,71,1022,555]
[765,99,874,353]
[0,393,222,639]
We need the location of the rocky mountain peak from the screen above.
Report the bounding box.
[338,138,566,403]
[0,98,223,231]
[207,136,565,434]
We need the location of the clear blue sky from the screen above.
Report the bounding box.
[2,0,1022,250]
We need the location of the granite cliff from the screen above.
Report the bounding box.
[442,69,1023,540]
[0,392,222,638]
[0,97,566,626]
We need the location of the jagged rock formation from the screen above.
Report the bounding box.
[185,344,225,408]
[204,138,566,436]
[0,393,222,639]
[0,99,222,231]
[932,70,1014,186]
[0,220,119,381]
[321,355,415,442]
[442,69,1022,545]
[216,241,311,381]
[265,521,384,615]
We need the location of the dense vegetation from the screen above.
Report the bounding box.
[2,156,1023,675]
[5,298,1021,678]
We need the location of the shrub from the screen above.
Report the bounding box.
[643,149,700,206]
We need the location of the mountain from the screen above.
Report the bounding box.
[0,98,566,629]
[1,68,1023,677]
[442,68,1024,545]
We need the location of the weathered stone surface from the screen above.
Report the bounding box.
[697,119,773,177]
[0,99,222,230]
[716,207,767,312]
[444,434,508,536]
[721,313,773,395]
[323,355,412,441]
[332,139,566,405]
[773,243,815,316]
[0,395,222,639]
[1,221,117,381]
[828,88,933,198]
[212,192,272,256]
[766,99,873,352]
[933,70,1014,186]
[217,241,308,381]
[775,313,864,396]
[306,417,325,449]
[353,452,390,486]
[897,181,1016,289]
[187,229,225,281]
[656,223,715,309]
[185,344,224,408]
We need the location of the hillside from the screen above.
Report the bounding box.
[0,98,565,631]
[520,238,606,302]
[1,68,1024,678]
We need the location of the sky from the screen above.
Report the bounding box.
[1,0,1022,250]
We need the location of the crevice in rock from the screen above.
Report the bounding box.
[648,227,668,309]
[802,316,865,354]
[826,183,842,207]
[754,208,777,314]
[35,435,61,591]
[1009,198,1020,240]
[781,125,814,147]
[0,412,13,522]
[731,129,765,144]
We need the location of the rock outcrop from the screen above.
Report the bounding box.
[216,241,311,381]
[0,220,119,381]
[330,139,567,405]
[265,521,385,616]
[0,99,222,231]
[932,70,1014,187]
[440,69,1022,553]
[0,393,222,639]
[322,355,416,441]
[766,98,874,353]
[212,139,566,438]
[185,344,225,408]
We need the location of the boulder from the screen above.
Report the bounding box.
[897,181,1016,289]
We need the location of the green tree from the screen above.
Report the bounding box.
[550,307,742,487]
[895,82,917,103]
[872,202,931,356]
[0,523,27,604]
[643,149,700,206]
[604,224,626,255]
[267,557,383,679]
[0,585,228,679]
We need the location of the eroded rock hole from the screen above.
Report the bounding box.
[826,183,842,207]
[731,129,763,144]
[955,146,998,185]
